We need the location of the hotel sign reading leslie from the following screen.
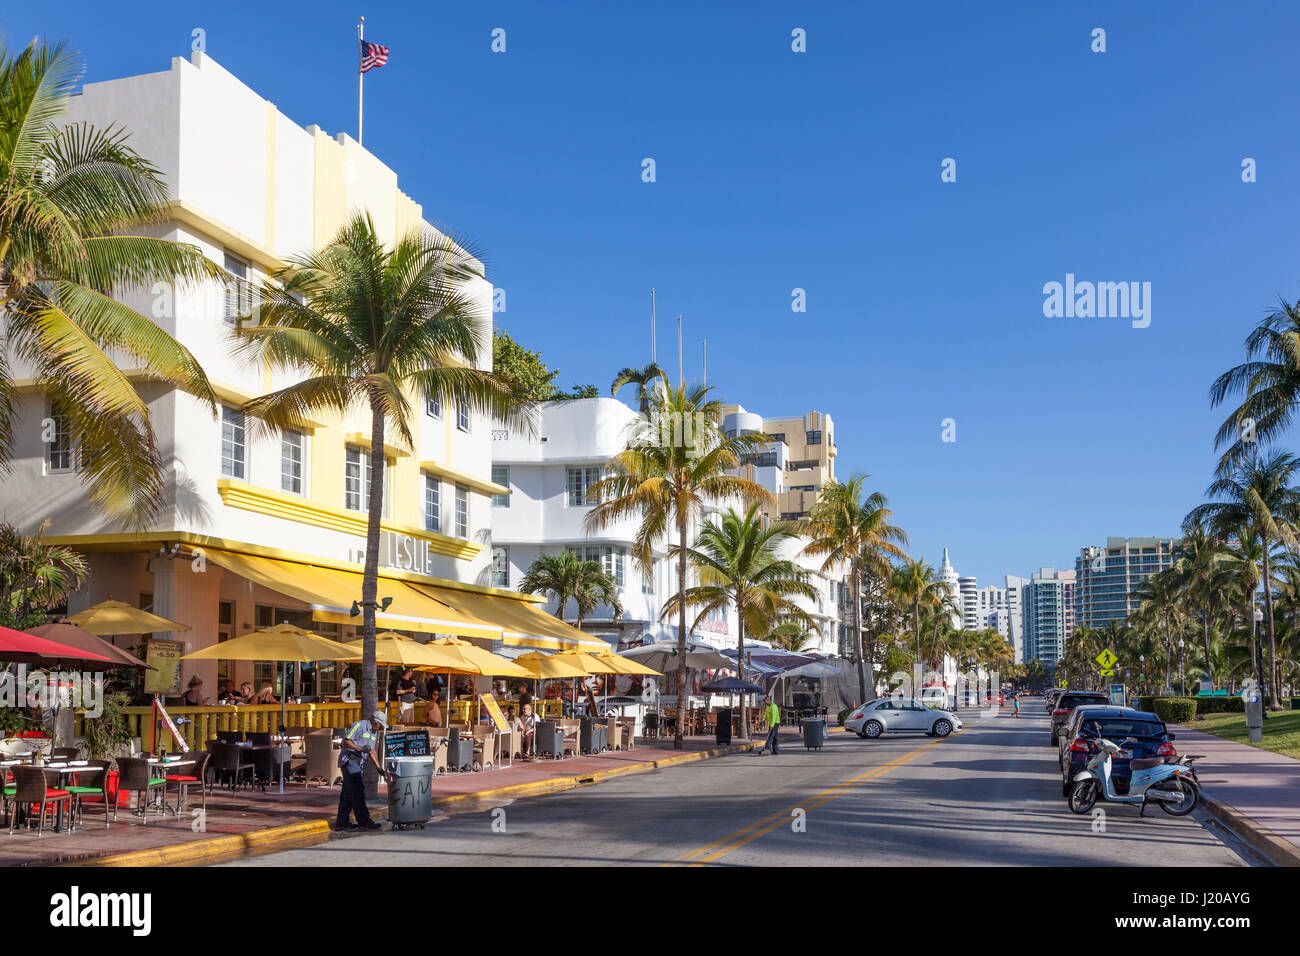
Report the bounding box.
[378,531,436,575]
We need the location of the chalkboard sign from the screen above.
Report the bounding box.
[384,729,430,757]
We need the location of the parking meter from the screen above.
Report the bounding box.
[1244,685,1264,744]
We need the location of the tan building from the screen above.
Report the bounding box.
[722,405,837,520]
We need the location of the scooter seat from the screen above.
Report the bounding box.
[1130,757,1163,771]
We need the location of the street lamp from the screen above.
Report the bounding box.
[1178,638,1186,696]
[1139,655,1145,695]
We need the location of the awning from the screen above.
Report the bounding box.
[410,584,609,651]
[202,550,501,639]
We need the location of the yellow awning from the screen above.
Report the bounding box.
[201,550,502,639]
[410,585,610,651]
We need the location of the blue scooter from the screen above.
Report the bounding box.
[1066,733,1199,816]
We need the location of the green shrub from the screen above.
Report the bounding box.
[1194,696,1244,714]
[837,708,852,726]
[1152,697,1198,724]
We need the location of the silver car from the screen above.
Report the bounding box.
[844,697,963,739]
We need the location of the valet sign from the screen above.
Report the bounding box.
[378,531,436,574]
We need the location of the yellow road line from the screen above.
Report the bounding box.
[667,738,948,867]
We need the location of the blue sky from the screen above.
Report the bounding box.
[7,1,1300,585]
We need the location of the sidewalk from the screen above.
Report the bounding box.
[1170,722,1300,864]
[3,731,794,867]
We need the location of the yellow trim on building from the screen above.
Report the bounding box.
[344,432,412,458]
[42,531,542,602]
[169,200,285,273]
[215,478,481,560]
[419,460,509,497]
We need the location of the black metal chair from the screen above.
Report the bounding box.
[644,712,659,739]
[445,728,474,772]
[207,741,253,792]
[246,731,271,746]
[216,730,241,744]
[114,757,167,823]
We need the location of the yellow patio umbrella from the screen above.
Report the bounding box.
[513,651,588,679]
[68,598,191,636]
[425,637,530,726]
[590,649,662,676]
[181,623,356,795]
[342,632,470,712]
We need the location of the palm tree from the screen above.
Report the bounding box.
[1209,298,1300,471]
[800,475,908,703]
[610,363,667,413]
[1131,568,1183,693]
[768,618,816,653]
[891,558,944,695]
[518,550,623,629]
[232,211,532,732]
[1170,524,1232,692]
[663,504,818,736]
[1186,451,1300,707]
[0,519,87,628]
[586,381,771,749]
[1,40,220,524]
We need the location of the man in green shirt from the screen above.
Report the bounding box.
[758,696,781,755]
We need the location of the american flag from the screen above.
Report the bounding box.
[360,39,389,73]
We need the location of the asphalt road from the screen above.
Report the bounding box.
[228,702,1252,867]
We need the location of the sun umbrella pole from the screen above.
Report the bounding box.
[279,660,287,795]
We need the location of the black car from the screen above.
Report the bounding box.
[1056,704,1133,770]
[1049,691,1110,745]
[1058,709,1176,796]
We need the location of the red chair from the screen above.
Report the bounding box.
[164,751,209,814]
[8,766,72,837]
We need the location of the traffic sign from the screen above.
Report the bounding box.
[1100,668,1115,678]
[1096,649,1117,670]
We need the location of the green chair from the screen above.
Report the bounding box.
[63,760,113,829]
[114,757,167,823]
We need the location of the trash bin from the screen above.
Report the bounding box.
[385,755,434,829]
[801,717,826,751]
[716,707,732,745]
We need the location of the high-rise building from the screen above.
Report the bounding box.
[1004,575,1028,662]
[722,405,836,521]
[959,576,979,629]
[1074,537,1177,629]
[1022,567,1074,666]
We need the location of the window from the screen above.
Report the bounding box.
[491,466,510,507]
[221,406,246,478]
[223,252,252,325]
[345,445,391,515]
[770,432,786,444]
[424,474,441,532]
[457,402,470,432]
[426,391,442,419]
[454,486,469,538]
[280,429,305,495]
[568,545,625,587]
[491,547,509,587]
[806,429,822,445]
[566,466,601,506]
[44,401,74,473]
[642,560,654,595]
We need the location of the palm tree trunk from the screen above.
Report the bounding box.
[1263,543,1281,708]
[361,399,385,798]
[852,560,868,703]
[913,598,922,696]
[674,512,687,750]
[736,598,748,739]
[1201,606,1213,689]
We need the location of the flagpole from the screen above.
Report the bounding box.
[357,16,364,145]
[650,288,656,365]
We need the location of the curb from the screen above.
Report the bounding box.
[71,740,759,868]
[1200,790,1300,867]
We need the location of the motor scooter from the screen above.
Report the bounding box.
[1067,733,1199,816]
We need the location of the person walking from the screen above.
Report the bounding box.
[335,710,387,832]
[757,696,781,755]
[1012,693,1020,718]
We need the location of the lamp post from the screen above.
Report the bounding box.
[1178,638,1186,696]
[1139,655,1145,695]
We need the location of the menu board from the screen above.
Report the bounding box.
[384,729,430,757]
[144,638,185,695]
[481,693,510,734]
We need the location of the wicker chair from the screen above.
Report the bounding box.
[113,757,167,823]
[64,759,114,829]
[8,766,72,836]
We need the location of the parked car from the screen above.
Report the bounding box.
[1049,692,1110,745]
[844,698,964,739]
[1044,688,1066,713]
[1057,704,1134,770]
[1059,709,1176,796]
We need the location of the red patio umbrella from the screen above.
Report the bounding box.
[0,624,113,665]
[25,620,151,670]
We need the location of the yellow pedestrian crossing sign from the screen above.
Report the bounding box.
[1100,668,1115,678]
[1096,649,1117,670]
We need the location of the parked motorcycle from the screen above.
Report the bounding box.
[1067,733,1200,816]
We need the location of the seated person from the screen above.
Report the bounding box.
[236,681,255,704]
[423,692,442,727]
[516,702,537,758]
[254,683,278,704]
[216,679,239,703]
[182,676,208,706]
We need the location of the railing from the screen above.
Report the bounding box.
[74,702,372,751]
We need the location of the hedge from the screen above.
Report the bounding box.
[1151,697,1198,724]
[1192,696,1244,714]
